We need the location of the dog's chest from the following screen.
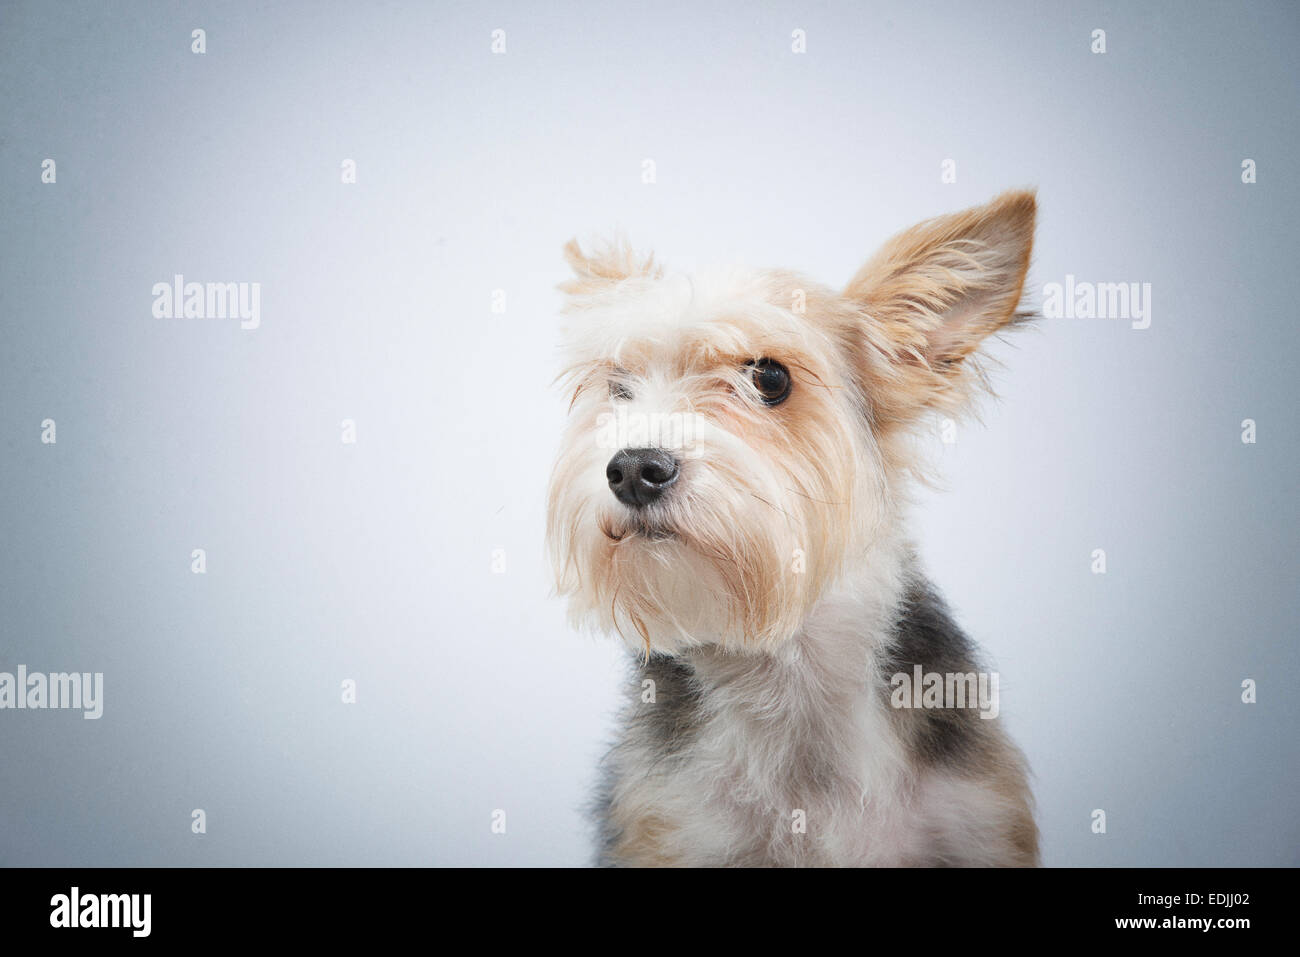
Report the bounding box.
[604,609,934,866]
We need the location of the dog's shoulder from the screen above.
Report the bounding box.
[879,577,1002,769]
[882,578,983,674]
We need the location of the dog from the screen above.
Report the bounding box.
[546,190,1039,866]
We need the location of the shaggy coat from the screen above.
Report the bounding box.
[547,191,1039,866]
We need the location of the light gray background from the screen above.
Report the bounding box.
[1,0,1296,866]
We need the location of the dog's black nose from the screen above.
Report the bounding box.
[607,448,680,508]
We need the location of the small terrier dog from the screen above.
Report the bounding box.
[547,190,1039,866]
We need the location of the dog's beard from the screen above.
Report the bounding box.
[547,423,860,655]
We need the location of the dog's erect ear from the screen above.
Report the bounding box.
[844,189,1036,427]
[559,236,662,296]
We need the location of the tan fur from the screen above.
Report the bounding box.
[560,235,663,296]
[841,189,1037,476]
[986,756,1040,866]
[606,808,683,867]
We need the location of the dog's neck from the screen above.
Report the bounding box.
[675,527,913,736]
[642,533,912,817]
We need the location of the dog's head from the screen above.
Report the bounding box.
[546,190,1036,654]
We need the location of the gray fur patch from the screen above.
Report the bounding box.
[879,578,998,770]
[590,654,705,865]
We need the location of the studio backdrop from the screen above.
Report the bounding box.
[0,0,1296,866]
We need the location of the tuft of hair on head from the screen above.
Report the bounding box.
[559,234,663,297]
[843,189,1037,435]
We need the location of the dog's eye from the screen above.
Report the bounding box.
[746,359,792,406]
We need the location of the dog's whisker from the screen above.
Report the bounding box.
[781,487,848,507]
[745,490,794,522]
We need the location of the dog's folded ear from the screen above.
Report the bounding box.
[843,189,1036,428]
[559,235,662,297]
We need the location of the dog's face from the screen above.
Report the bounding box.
[547,191,1036,654]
